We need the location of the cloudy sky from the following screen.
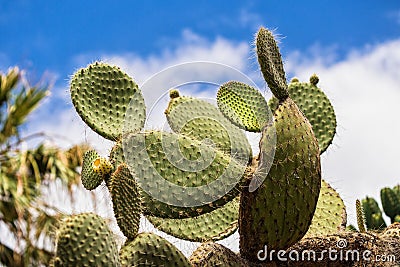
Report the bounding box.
[1,0,400,254]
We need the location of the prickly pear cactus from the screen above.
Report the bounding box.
[57,24,362,266]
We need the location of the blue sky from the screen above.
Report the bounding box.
[1,0,399,76]
[1,0,400,254]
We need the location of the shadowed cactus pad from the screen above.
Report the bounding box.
[269,75,336,153]
[381,187,400,223]
[256,27,289,100]
[240,98,321,262]
[123,130,247,218]
[190,242,247,266]
[147,196,239,242]
[53,213,120,267]
[81,150,105,190]
[110,163,142,240]
[304,179,346,238]
[119,232,190,267]
[362,197,387,230]
[217,81,271,132]
[70,62,146,140]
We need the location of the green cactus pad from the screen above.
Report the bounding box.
[240,98,321,261]
[81,150,105,190]
[70,62,145,140]
[381,187,400,223]
[362,197,387,230]
[356,199,367,233]
[256,27,289,100]
[304,179,346,238]
[119,232,191,267]
[53,213,120,267]
[146,196,239,242]
[165,94,252,163]
[190,242,247,267]
[110,141,124,167]
[123,130,247,219]
[216,81,271,132]
[110,163,142,240]
[269,75,336,153]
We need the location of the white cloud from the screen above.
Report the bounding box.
[285,38,400,226]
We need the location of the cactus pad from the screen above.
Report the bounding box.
[70,62,146,140]
[216,81,271,132]
[362,197,387,230]
[381,187,400,223]
[269,75,336,153]
[256,27,289,100]
[304,179,346,238]
[123,130,246,218]
[119,232,191,267]
[109,163,142,240]
[240,98,321,261]
[53,213,120,267]
[190,242,247,267]
[147,196,239,242]
[81,150,105,190]
[165,93,251,163]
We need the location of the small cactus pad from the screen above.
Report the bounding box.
[92,156,113,176]
[304,179,346,238]
[362,197,387,230]
[256,27,289,100]
[381,187,400,223]
[240,98,321,262]
[165,93,251,163]
[269,75,337,153]
[216,81,271,132]
[356,199,367,233]
[110,163,142,240]
[119,232,191,267]
[190,242,248,267]
[70,62,146,140]
[147,196,239,242]
[81,150,105,190]
[53,213,120,267]
[122,130,246,218]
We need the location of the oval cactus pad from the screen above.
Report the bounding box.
[70,62,145,140]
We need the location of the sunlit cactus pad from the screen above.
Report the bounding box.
[119,232,191,267]
[81,150,104,190]
[269,75,336,153]
[304,179,346,238]
[256,27,288,100]
[70,62,146,140]
[110,163,142,240]
[53,213,120,267]
[217,81,271,132]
